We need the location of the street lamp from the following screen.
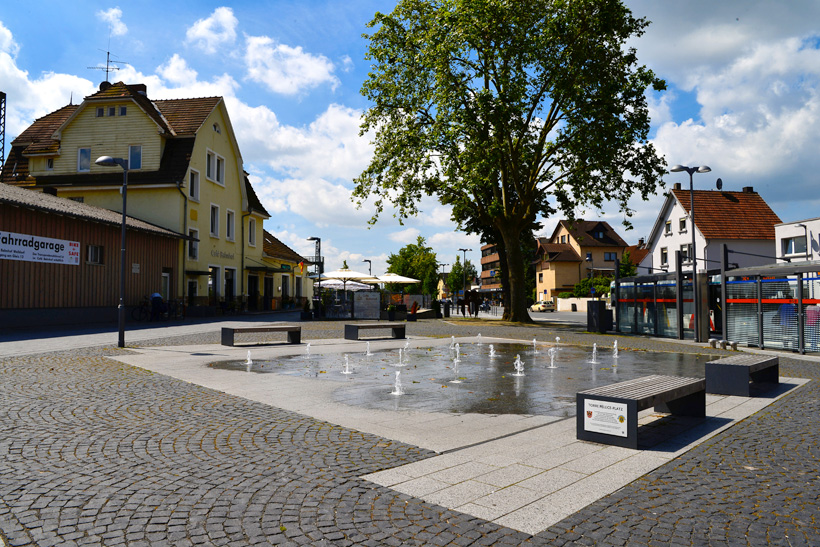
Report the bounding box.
[95,155,129,348]
[362,259,372,276]
[796,223,809,261]
[670,164,711,342]
[458,248,471,296]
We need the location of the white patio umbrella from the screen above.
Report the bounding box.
[315,279,373,291]
[321,268,379,292]
[376,272,420,284]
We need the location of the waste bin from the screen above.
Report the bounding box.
[571,303,577,312]
[587,300,613,333]
[443,302,451,317]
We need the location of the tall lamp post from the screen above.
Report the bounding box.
[670,164,711,342]
[362,259,372,276]
[95,156,129,348]
[458,248,471,297]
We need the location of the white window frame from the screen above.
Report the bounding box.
[46,158,54,171]
[248,218,257,247]
[782,236,807,256]
[129,145,142,170]
[210,204,220,237]
[680,243,693,264]
[119,106,127,116]
[679,217,687,233]
[188,228,199,260]
[96,107,104,117]
[206,150,215,180]
[664,220,672,235]
[226,209,235,242]
[660,247,669,266]
[108,106,116,117]
[78,148,91,172]
[206,149,225,185]
[216,156,225,185]
[189,169,200,201]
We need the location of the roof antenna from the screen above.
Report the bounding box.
[87,34,129,83]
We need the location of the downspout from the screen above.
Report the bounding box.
[177,181,188,311]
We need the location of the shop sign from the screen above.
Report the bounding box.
[0,230,80,265]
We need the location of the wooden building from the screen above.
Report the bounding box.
[1,183,183,328]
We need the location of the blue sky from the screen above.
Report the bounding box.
[2,1,820,275]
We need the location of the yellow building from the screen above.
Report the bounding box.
[1,81,272,312]
[256,230,313,311]
[534,220,628,301]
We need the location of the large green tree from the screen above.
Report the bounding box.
[386,236,439,295]
[447,256,477,295]
[354,0,666,321]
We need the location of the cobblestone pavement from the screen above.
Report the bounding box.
[1,319,818,546]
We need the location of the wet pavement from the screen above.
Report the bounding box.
[1,316,818,546]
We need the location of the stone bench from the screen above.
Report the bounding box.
[576,375,705,449]
[705,354,779,396]
[344,323,406,341]
[221,325,301,346]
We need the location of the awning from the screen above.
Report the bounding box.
[185,269,212,276]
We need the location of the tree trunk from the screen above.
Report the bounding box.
[498,223,531,323]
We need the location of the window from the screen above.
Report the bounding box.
[86,244,104,265]
[129,145,142,170]
[660,247,668,266]
[210,204,219,237]
[594,230,604,239]
[216,156,225,184]
[46,158,54,171]
[782,236,807,256]
[78,148,91,172]
[664,220,672,235]
[679,217,687,232]
[538,273,543,283]
[560,235,566,244]
[189,170,200,201]
[604,252,617,261]
[96,107,104,117]
[188,229,199,260]
[248,218,256,246]
[206,151,215,179]
[680,243,693,263]
[108,106,116,117]
[226,210,235,241]
[119,106,127,116]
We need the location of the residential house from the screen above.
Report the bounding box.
[1,81,271,312]
[534,220,628,302]
[642,184,781,273]
[775,219,819,263]
[259,230,312,311]
[479,244,502,300]
[436,273,451,300]
[1,182,182,327]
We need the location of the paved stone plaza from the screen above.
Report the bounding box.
[1,318,818,546]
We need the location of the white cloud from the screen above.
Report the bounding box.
[96,7,128,37]
[0,21,19,57]
[429,231,481,252]
[156,54,198,85]
[389,228,420,244]
[244,35,338,95]
[186,7,238,54]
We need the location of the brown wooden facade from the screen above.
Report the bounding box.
[1,203,180,327]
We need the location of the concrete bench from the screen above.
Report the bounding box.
[344,323,406,341]
[221,325,301,346]
[705,354,779,396]
[576,375,705,449]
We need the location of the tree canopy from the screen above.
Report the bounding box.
[447,255,477,295]
[355,0,666,321]
[385,236,439,295]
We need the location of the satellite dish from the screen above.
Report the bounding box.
[716,177,723,190]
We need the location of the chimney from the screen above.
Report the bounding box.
[99,81,112,92]
[673,182,682,190]
[130,84,147,96]
[638,237,645,247]
[742,186,754,193]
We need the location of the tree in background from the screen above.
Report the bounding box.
[386,236,439,295]
[619,249,638,278]
[354,0,666,322]
[448,256,478,296]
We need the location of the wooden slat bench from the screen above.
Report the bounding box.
[576,375,706,449]
[221,325,301,346]
[705,355,779,396]
[344,323,406,341]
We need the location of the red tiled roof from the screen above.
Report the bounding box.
[11,104,79,146]
[154,98,221,135]
[537,241,582,262]
[671,188,781,240]
[624,245,650,266]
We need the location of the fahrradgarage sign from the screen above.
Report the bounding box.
[0,230,80,265]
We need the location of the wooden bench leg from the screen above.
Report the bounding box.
[287,330,301,344]
[344,325,359,340]
[221,328,236,347]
